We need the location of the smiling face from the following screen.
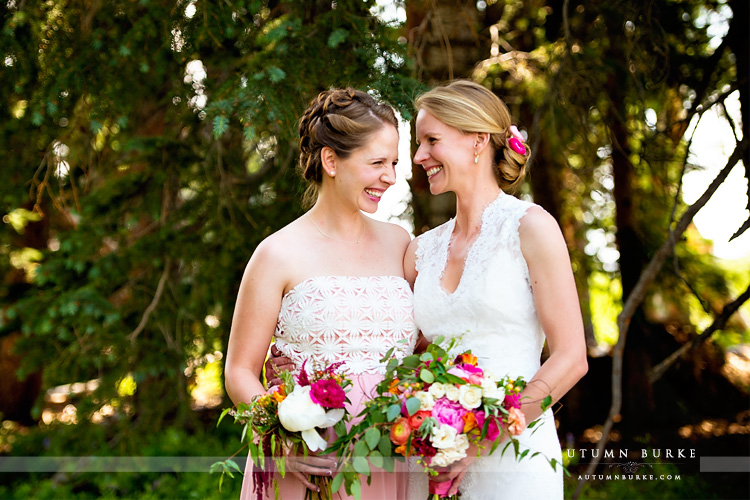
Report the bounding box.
[413,109,476,195]
[329,123,399,213]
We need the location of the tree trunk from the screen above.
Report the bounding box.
[405,0,482,233]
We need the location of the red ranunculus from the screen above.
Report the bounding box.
[408,410,431,430]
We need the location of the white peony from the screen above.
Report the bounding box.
[430,423,458,449]
[415,391,435,411]
[444,384,460,402]
[277,385,345,452]
[431,450,451,468]
[481,375,504,400]
[458,384,483,410]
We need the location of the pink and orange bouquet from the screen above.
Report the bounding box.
[328,336,554,500]
[213,360,352,500]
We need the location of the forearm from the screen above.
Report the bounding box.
[519,350,587,422]
[225,365,267,406]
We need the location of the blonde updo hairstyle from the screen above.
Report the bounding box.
[298,88,399,207]
[415,80,529,192]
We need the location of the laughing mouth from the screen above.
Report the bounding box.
[425,166,443,178]
[364,188,384,199]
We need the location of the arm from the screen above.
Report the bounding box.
[225,238,286,406]
[517,206,588,421]
[224,239,336,490]
[403,236,430,353]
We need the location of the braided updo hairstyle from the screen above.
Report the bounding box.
[298,88,399,207]
[415,80,530,193]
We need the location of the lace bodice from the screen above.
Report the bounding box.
[274,275,418,376]
[413,190,544,383]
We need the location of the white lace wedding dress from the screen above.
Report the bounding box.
[240,275,418,500]
[409,191,564,500]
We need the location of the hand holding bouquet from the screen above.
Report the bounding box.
[328,337,558,500]
[213,360,351,500]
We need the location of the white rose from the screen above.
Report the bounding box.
[428,383,446,399]
[277,385,345,452]
[430,423,458,449]
[481,375,504,401]
[431,448,466,468]
[444,384,460,402]
[441,447,467,465]
[415,391,435,411]
[430,451,450,468]
[458,385,483,410]
[454,434,470,452]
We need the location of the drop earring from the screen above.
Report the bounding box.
[474,149,479,164]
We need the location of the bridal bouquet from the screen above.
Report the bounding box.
[328,337,554,500]
[212,360,351,500]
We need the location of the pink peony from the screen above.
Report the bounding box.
[309,379,345,408]
[448,363,483,383]
[432,397,467,434]
[474,411,501,441]
[504,393,521,410]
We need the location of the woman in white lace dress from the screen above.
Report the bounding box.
[403,80,588,499]
[225,88,417,499]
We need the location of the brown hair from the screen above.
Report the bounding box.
[298,88,398,206]
[415,80,529,192]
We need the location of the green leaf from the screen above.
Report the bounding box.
[405,397,421,416]
[365,427,381,450]
[353,456,370,476]
[419,369,435,383]
[381,455,395,472]
[226,459,242,474]
[401,355,420,368]
[368,450,384,469]
[378,435,392,457]
[354,440,369,457]
[118,45,131,56]
[419,352,433,362]
[327,28,348,48]
[541,395,553,412]
[386,403,401,421]
[350,478,361,499]
[331,472,344,493]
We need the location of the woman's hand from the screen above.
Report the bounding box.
[285,450,337,492]
[430,443,480,496]
[265,344,295,387]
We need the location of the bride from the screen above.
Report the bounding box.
[404,80,588,499]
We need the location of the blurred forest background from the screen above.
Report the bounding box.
[1,0,748,498]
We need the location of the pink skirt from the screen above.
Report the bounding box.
[240,373,409,500]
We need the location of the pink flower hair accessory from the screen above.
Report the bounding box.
[508,125,526,155]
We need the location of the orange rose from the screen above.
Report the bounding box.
[408,410,431,430]
[390,417,411,446]
[394,444,409,456]
[457,353,478,366]
[389,378,402,395]
[462,412,478,433]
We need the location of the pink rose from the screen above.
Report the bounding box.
[475,411,501,441]
[309,379,345,408]
[507,407,526,436]
[432,397,466,434]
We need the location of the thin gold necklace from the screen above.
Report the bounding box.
[307,214,365,244]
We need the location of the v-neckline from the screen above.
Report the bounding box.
[436,191,504,297]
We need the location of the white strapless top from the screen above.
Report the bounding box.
[274,275,418,376]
